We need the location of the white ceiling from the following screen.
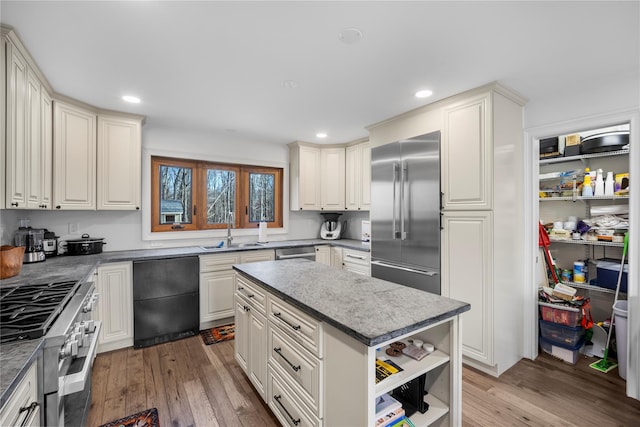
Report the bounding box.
[1,1,638,145]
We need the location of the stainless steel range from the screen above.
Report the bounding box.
[0,280,100,426]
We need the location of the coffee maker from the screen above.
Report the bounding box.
[14,218,46,263]
[320,213,345,240]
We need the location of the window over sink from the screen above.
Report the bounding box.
[151,156,283,232]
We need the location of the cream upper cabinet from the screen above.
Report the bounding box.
[290,143,321,210]
[345,141,371,211]
[442,94,492,210]
[4,29,53,210]
[320,147,345,210]
[53,100,97,210]
[97,115,142,210]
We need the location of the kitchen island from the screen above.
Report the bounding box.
[233,259,470,426]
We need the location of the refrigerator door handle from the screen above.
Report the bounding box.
[400,160,408,240]
[392,162,399,239]
[371,260,439,276]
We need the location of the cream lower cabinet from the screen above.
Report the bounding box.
[235,274,268,399]
[235,272,461,426]
[97,114,142,210]
[441,212,493,366]
[95,262,133,353]
[314,245,331,265]
[200,250,274,330]
[0,362,40,427]
[330,246,343,268]
[342,248,370,276]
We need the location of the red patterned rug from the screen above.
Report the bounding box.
[99,407,159,427]
[200,323,235,345]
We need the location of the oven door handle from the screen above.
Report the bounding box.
[59,321,102,396]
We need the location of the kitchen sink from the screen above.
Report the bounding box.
[200,242,266,251]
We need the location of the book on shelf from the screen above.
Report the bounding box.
[375,408,405,427]
[376,359,404,383]
[375,393,402,418]
[387,415,416,427]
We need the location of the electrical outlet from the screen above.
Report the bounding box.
[68,223,80,234]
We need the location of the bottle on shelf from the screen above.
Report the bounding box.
[594,168,605,196]
[605,171,615,196]
[582,168,593,197]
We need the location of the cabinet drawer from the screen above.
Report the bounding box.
[268,295,323,357]
[342,249,370,266]
[268,370,322,427]
[239,249,275,263]
[199,253,241,272]
[236,275,266,314]
[269,326,322,416]
[0,362,39,427]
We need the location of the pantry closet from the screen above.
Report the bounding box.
[524,109,640,400]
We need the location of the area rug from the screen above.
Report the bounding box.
[200,323,235,345]
[99,407,159,427]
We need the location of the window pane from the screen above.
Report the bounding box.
[207,169,236,224]
[249,173,275,222]
[159,165,192,224]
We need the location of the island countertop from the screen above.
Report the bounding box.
[233,259,470,347]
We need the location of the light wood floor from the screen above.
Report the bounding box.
[87,335,640,427]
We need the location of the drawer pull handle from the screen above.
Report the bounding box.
[19,401,38,427]
[346,253,367,260]
[273,312,301,331]
[273,394,301,426]
[243,305,250,312]
[274,347,301,372]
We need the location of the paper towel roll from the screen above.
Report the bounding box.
[258,222,268,243]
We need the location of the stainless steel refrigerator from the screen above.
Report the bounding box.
[370,131,441,294]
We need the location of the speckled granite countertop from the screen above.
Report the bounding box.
[0,339,42,408]
[233,259,470,347]
[0,238,368,406]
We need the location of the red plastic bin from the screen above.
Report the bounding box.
[539,301,582,327]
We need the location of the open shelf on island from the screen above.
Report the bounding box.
[375,344,450,397]
[408,394,450,426]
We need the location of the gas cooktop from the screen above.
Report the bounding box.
[0,281,81,343]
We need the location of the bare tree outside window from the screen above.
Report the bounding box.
[249,173,275,222]
[159,165,192,224]
[206,169,236,224]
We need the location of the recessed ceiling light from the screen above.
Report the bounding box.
[281,80,299,89]
[122,95,141,104]
[414,90,433,99]
[316,133,328,138]
[338,28,363,45]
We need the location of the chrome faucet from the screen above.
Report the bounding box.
[226,211,234,247]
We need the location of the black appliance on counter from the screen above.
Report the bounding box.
[133,256,199,348]
[0,280,101,426]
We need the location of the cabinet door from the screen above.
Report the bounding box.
[442,94,492,210]
[331,246,343,268]
[40,90,53,209]
[441,211,493,365]
[249,309,267,399]
[298,145,321,210]
[345,144,361,210]
[25,70,42,209]
[320,147,345,210]
[234,297,250,372]
[53,101,96,210]
[95,262,133,353]
[200,270,236,326]
[6,42,28,208]
[314,246,331,265]
[97,115,142,210]
[360,142,371,210]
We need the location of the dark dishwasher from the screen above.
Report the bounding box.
[133,256,199,348]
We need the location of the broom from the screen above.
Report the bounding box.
[590,232,628,373]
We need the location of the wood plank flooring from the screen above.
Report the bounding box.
[87,335,640,426]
